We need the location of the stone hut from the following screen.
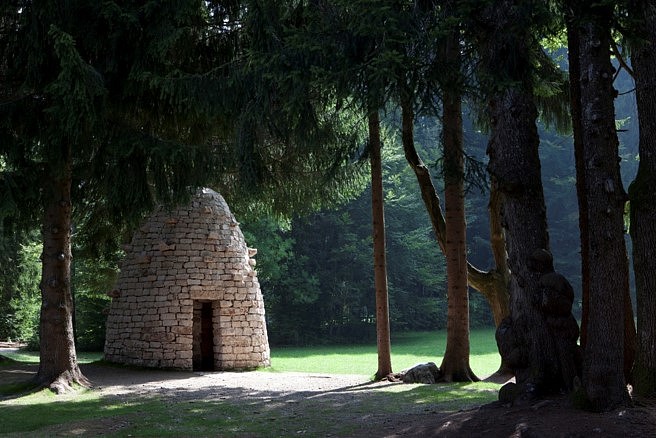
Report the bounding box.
[104,188,270,371]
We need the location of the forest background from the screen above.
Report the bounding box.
[0,66,638,351]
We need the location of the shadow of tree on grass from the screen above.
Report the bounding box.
[1,362,500,436]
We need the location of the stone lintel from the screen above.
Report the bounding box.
[190,289,221,300]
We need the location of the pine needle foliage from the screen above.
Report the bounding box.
[462,0,571,134]
[0,1,231,238]
[223,0,371,219]
[0,0,369,241]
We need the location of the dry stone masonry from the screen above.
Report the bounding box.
[104,188,270,371]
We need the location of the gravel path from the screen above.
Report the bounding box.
[79,363,445,437]
[83,366,374,397]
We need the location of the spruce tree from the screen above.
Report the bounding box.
[628,0,656,398]
[1,0,370,390]
[574,0,631,410]
[439,2,478,383]
[473,0,580,401]
[245,0,400,378]
[0,0,236,391]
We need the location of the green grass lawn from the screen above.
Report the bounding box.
[268,328,501,377]
[2,328,501,376]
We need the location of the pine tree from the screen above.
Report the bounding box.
[0,0,238,391]
[392,0,511,379]
[628,0,656,398]
[439,4,479,383]
[574,0,631,410]
[249,0,401,378]
[473,0,580,402]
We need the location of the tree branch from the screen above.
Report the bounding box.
[610,40,635,80]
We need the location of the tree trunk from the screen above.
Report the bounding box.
[622,280,636,383]
[478,0,580,402]
[369,110,392,380]
[566,7,590,351]
[488,87,567,398]
[400,93,510,377]
[483,185,510,329]
[629,0,656,398]
[36,153,88,393]
[439,25,478,382]
[577,3,631,411]
[567,6,636,383]
[482,184,512,378]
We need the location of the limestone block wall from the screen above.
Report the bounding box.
[104,188,270,370]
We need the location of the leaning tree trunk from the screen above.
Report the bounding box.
[478,184,513,379]
[36,153,89,393]
[577,3,631,411]
[369,110,393,381]
[481,185,511,329]
[439,24,478,382]
[479,0,580,402]
[628,0,656,398]
[399,92,510,376]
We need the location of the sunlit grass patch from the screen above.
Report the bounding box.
[269,328,501,378]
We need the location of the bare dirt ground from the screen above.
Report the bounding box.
[1,355,655,437]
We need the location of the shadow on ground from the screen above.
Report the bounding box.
[1,361,655,437]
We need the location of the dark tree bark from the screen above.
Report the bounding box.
[439,24,478,383]
[477,0,580,402]
[369,110,393,380]
[622,276,637,382]
[488,88,570,398]
[629,0,656,398]
[577,2,631,411]
[568,5,636,385]
[36,152,89,393]
[565,6,590,351]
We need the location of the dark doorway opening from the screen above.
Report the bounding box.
[193,301,214,371]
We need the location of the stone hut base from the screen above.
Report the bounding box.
[103,188,270,371]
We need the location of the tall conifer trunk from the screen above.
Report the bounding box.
[369,110,392,380]
[629,0,656,398]
[36,151,88,392]
[478,0,579,401]
[439,22,478,382]
[566,7,590,351]
[568,8,636,379]
[488,88,563,396]
[577,2,631,410]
